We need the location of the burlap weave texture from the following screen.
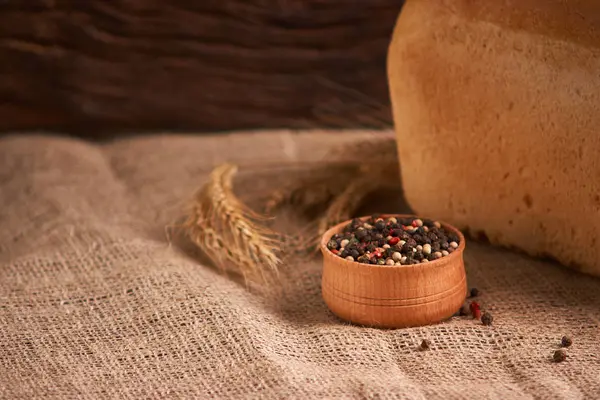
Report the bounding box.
[1,131,599,399]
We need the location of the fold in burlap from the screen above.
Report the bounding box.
[1,131,599,399]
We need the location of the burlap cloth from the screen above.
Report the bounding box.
[1,131,599,400]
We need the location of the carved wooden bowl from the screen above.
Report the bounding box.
[320,215,467,329]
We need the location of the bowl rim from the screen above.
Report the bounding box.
[320,214,466,270]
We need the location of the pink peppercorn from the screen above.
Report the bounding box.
[470,302,481,319]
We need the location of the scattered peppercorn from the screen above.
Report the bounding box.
[553,349,567,363]
[561,336,573,348]
[470,288,480,298]
[481,312,493,326]
[327,215,460,265]
[470,302,481,319]
[419,339,431,351]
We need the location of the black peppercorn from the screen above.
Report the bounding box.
[481,312,493,326]
[553,349,567,363]
[399,232,411,241]
[327,240,338,250]
[427,232,439,241]
[356,230,367,240]
[350,250,359,259]
[375,221,386,231]
[367,244,376,252]
[345,222,356,232]
[357,255,370,264]
[561,336,573,348]
[459,304,470,316]
[470,288,480,298]
[341,249,350,258]
[400,217,413,226]
[370,258,378,264]
[419,339,431,351]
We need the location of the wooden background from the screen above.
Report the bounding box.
[0,0,404,137]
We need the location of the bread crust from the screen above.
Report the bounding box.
[388,0,600,275]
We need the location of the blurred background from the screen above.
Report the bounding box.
[0,0,405,137]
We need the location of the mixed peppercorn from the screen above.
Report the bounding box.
[554,336,573,363]
[456,288,494,326]
[326,215,460,265]
[423,288,574,362]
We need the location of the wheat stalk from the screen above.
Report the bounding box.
[264,162,360,214]
[265,136,399,213]
[317,177,380,237]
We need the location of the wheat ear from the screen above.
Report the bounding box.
[184,163,281,284]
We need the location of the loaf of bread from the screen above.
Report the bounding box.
[388,0,600,276]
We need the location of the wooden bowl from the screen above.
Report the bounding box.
[320,215,467,329]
